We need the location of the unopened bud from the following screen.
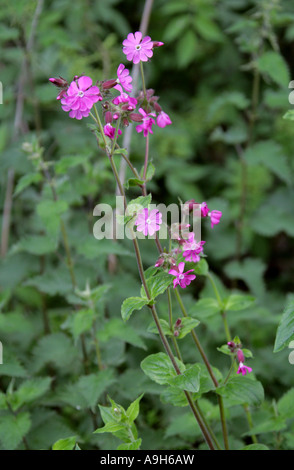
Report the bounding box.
[129,113,143,122]
[152,41,164,48]
[175,318,182,327]
[174,330,179,337]
[105,111,113,124]
[101,79,118,90]
[237,349,245,363]
[153,102,162,113]
[49,76,68,88]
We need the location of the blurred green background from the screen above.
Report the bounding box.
[0,0,294,450]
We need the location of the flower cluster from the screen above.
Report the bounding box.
[49,32,171,137]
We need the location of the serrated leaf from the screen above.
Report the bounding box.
[141,352,185,385]
[121,297,149,322]
[274,295,294,352]
[277,388,294,418]
[0,412,31,449]
[177,317,200,339]
[17,234,58,255]
[167,364,201,393]
[223,294,256,311]
[14,173,42,196]
[10,377,51,411]
[194,259,209,276]
[215,376,264,407]
[257,51,290,87]
[117,439,142,450]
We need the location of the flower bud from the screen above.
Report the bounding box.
[129,113,143,122]
[49,76,68,88]
[101,79,118,90]
[237,349,245,363]
[105,111,113,124]
[152,41,164,48]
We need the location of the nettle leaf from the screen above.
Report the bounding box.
[52,436,77,450]
[277,388,294,418]
[167,364,201,393]
[189,298,220,319]
[54,155,86,174]
[243,140,292,185]
[98,318,146,350]
[257,51,290,87]
[223,294,256,312]
[274,295,294,353]
[215,376,264,407]
[17,234,58,255]
[0,412,31,450]
[36,199,68,235]
[141,352,185,385]
[10,377,51,411]
[32,333,78,371]
[160,386,189,407]
[121,297,149,322]
[14,172,43,196]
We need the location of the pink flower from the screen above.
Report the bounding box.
[157,111,172,128]
[112,92,137,111]
[135,208,162,236]
[61,76,102,120]
[169,262,196,289]
[200,202,210,218]
[182,233,205,263]
[209,210,222,228]
[114,64,132,93]
[136,108,156,137]
[237,362,252,376]
[122,32,154,64]
[104,123,122,140]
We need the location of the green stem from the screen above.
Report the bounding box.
[207,272,222,308]
[167,287,183,362]
[140,61,147,102]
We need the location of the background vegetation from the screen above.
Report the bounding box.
[0,0,294,450]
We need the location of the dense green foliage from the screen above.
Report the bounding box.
[1,0,294,450]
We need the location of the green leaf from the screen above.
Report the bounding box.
[18,234,58,255]
[141,352,185,385]
[167,364,201,393]
[36,199,68,235]
[126,194,152,218]
[52,436,77,450]
[243,140,292,185]
[117,439,142,450]
[144,271,173,300]
[71,308,95,341]
[189,298,220,319]
[147,318,173,336]
[32,333,78,371]
[10,377,51,411]
[177,317,200,339]
[176,30,198,68]
[0,412,31,449]
[121,297,149,322]
[277,388,294,418]
[283,110,294,121]
[14,173,42,196]
[215,376,264,407]
[257,51,290,87]
[223,294,256,311]
[194,259,209,276]
[94,422,126,434]
[124,177,144,189]
[241,444,269,450]
[126,394,144,422]
[54,155,86,174]
[274,295,294,352]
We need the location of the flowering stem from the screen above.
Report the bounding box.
[95,127,216,450]
[143,133,149,181]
